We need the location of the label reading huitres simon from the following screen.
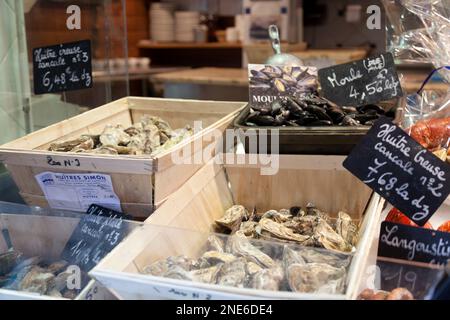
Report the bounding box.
[35,172,121,212]
[248,64,317,108]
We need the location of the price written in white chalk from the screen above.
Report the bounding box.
[363,123,446,222]
[318,53,403,106]
[33,40,92,94]
[343,117,450,226]
[327,55,400,103]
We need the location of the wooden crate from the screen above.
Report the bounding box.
[0,97,245,219]
[0,213,124,300]
[91,155,384,299]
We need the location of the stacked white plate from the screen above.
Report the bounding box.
[175,11,200,42]
[150,3,175,42]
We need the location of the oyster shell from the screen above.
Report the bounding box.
[246,262,263,275]
[143,260,170,276]
[239,221,258,237]
[284,215,319,236]
[92,146,119,155]
[216,258,247,287]
[250,267,284,291]
[227,231,275,268]
[191,265,222,284]
[313,218,352,253]
[49,136,94,152]
[215,205,249,232]
[19,266,55,294]
[306,203,331,223]
[201,251,236,264]
[100,124,130,146]
[206,234,225,253]
[164,265,193,281]
[287,263,346,294]
[258,218,311,244]
[292,247,351,269]
[335,211,358,246]
[261,210,292,223]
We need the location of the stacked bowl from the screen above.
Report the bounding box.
[150,3,175,42]
[175,11,200,42]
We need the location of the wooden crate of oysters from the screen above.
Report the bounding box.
[0,211,138,300]
[90,155,383,299]
[0,98,245,219]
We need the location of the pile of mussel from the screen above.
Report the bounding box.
[245,94,390,127]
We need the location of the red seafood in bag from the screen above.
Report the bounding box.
[385,208,434,229]
[409,117,450,150]
[437,220,450,232]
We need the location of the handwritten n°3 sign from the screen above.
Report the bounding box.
[318,53,403,106]
[343,117,450,226]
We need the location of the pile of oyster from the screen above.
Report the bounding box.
[48,115,193,156]
[0,251,87,298]
[249,65,317,97]
[142,204,359,295]
[245,94,389,127]
[214,204,358,253]
[143,233,351,294]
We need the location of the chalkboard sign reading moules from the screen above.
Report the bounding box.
[318,53,402,106]
[343,117,450,226]
[61,204,130,272]
[33,40,92,94]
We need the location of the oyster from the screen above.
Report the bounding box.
[261,209,292,223]
[201,251,236,264]
[19,266,55,294]
[227,231,275,268]
[215,205,249,232]
[284,215,319,236]
[92,146,119,155]
[46,260,68,274]
[250,267,284,291]
[206,234,225,253]
[313,218,352,252]
[164,265,193,281]
[246,262,263,275]
[306,203,331,223]
[257,218,311,244]
[239,221,258,237]
[143,260,170,276]
[335,211,358,246]
[100,124,130,146]
[294,247,351,269]
[216,258,247,287]
[191,265,222,284]
[287,263,346,294]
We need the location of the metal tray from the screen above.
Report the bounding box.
[233,104,374,155]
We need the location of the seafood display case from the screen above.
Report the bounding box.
[0,201,141,300]
[0,97,245,219]
[90,155,384,299]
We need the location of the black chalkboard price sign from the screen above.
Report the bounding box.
[378,221,450,265]
[343,117,450,226]
[33,39,92,94]
[318,52,403,106]
[61,204,130,272]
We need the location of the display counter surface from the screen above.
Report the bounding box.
[152,67,448,94]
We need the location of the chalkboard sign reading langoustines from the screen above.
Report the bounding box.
[33,40,92,94]
[318,53,402,106]
[343,117,450,226]
[378,221,450,265]
[61,204,130,272]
